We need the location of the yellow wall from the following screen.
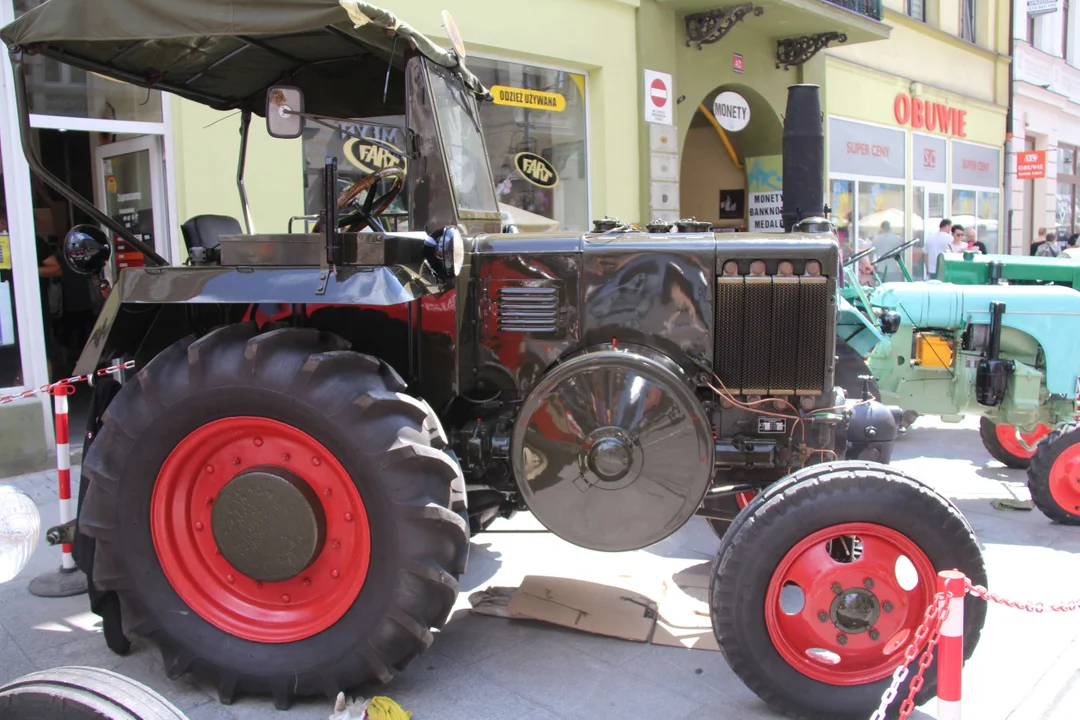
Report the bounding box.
[170,0,641,231]
[680,119,745,226]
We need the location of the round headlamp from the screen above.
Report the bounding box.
[426,226,465,278]
[0,485,41,583]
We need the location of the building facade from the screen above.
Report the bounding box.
[0,0,640,474]
[1010,0,1080,254]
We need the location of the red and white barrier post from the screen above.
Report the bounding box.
[28,383,88,598]
[937,570,966,720]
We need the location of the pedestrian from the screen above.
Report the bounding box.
[924,218,952,279]
[947,224,968,254]
[871,220,904,281]
[1063,232,1080,259]
[965,227,987,255]
[1036,231,1061,257]
[1031,227,1048,256]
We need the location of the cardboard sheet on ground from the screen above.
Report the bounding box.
[473,565,720,651]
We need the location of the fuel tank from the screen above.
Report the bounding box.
[457,229,841,401]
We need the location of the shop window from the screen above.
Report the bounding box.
[1057,144,1080,235]
[0,180,24,388]
[468,58,589,233]
[857,182,906,281]
[830,179,854,257]
[13,0,163,123]
[907,0,925,22]
[1065,0,1072,60]
[951,189,1001,252]
[960,0,976,43]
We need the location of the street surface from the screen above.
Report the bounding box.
[2,415,1078,720]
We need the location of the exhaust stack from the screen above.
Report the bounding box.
[781,84,825,232]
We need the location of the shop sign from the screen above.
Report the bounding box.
[913,134,946,183]
[1017,150,1046,179]
[1028,0,1061,17]
[733,53,744,74]
[644,69,674,126]
[952,141,1000,188]
[490,85,566,112]
[894,94,967,138]
[746,156,784,233]
[344,137,407,175]
[828,117,905,179]
[713,91,750,132]
[515,152,559,188]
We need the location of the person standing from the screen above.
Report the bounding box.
[1062,233,1080,259]
[1031,227,1048,256]
[965,227,987,254]
[1036,231,1061,257]
[871,220,904,281]
[924,218,952,279]
[947,224,968,254]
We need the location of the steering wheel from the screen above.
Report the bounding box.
[842,237,920,268]
[313,167,405,233]
[844,244,876,268]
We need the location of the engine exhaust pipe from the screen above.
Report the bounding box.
[782,84,825,232]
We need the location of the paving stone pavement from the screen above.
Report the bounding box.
[1,415,1078,720]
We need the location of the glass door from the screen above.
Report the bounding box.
[912,184,946,280]
[94,135,169,276]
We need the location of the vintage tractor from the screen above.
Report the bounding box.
[3,1,988,718]
[838,242,1080,524]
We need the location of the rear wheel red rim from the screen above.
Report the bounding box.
[151,417,370,643]
[995,423,1050,460]
[1048,444,1080,515]
[765,522,936,685]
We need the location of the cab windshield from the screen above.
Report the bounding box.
[429,62,499,215]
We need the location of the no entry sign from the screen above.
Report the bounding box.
[645,69,673,125]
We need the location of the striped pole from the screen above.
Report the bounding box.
[937,570,966,720]
[54,383,76,570]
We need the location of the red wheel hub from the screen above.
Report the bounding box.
[995,423,1050,460]
[765,523,935,685]
[151,417,370,643]
[1048,444,1080,515]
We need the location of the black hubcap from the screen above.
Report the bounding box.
[211,466,325,583]
[830,587,881,634]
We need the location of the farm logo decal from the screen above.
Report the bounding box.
[515,152,559,188]
[343,137,407,176]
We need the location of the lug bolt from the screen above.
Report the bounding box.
[232,457,241,466]
[282,453,290,462]
[195,521,204,531]
[837,634,848,646]
[255,581,263,589]
[883,602,894,613]
[817,611,829,623]
[869,629,880,641]
[312,457,322,467]
[281,594,290,603]
[204,464,214,474]
[323,488,333,498]
[227,574,235,584]
[205,496,213,506]
[331,569,340,579]
[831,583,843,595]
[303,578,312,587]
[253,437,263,447]
[344,512,354,522]
[332,540,341,549]
[864,578,875,590]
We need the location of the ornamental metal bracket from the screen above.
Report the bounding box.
[776,32,847,70]
[685,4,765,50]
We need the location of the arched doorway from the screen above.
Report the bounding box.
[680,84,782,230]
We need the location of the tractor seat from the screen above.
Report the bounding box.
[181,214,243,252]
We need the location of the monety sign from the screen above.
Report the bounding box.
[713,91,750,132]
[894,94,967,138]
[746,155,783,233]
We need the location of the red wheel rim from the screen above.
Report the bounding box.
[995,423,1050,460]
[736,491,756,509]
[1048,443,1080,515]
[765,523,936,685]
[151,417,370,643]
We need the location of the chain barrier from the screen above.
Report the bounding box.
[0,361,135,405]
[872,579,1080,720]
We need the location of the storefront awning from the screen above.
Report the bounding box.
[0,0,487,117]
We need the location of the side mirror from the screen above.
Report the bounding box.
[62,224,111,275]
[266,86,305,139]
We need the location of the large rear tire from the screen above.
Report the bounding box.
[710,461,987,720]
[78,325,468,708]
[0,666,186,719]
[980,417,1050,470]
[1027,422,1080,525]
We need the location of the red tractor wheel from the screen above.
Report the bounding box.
[78,325,468,708]
[709,462,987,720]
[1027,422,1080,525]
[980,417,1050,469]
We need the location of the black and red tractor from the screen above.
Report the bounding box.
[2,1,986,718]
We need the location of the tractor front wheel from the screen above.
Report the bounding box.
[78,325,468,708]
[980,417,1050,469]
[1028,422,1080,525]
[709,461,987,720]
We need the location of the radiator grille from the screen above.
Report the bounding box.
[715,275,829,395]
[496,286,559,333]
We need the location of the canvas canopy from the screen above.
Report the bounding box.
[0,0,487,118]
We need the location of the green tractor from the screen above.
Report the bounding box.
[838,246,1080,525]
